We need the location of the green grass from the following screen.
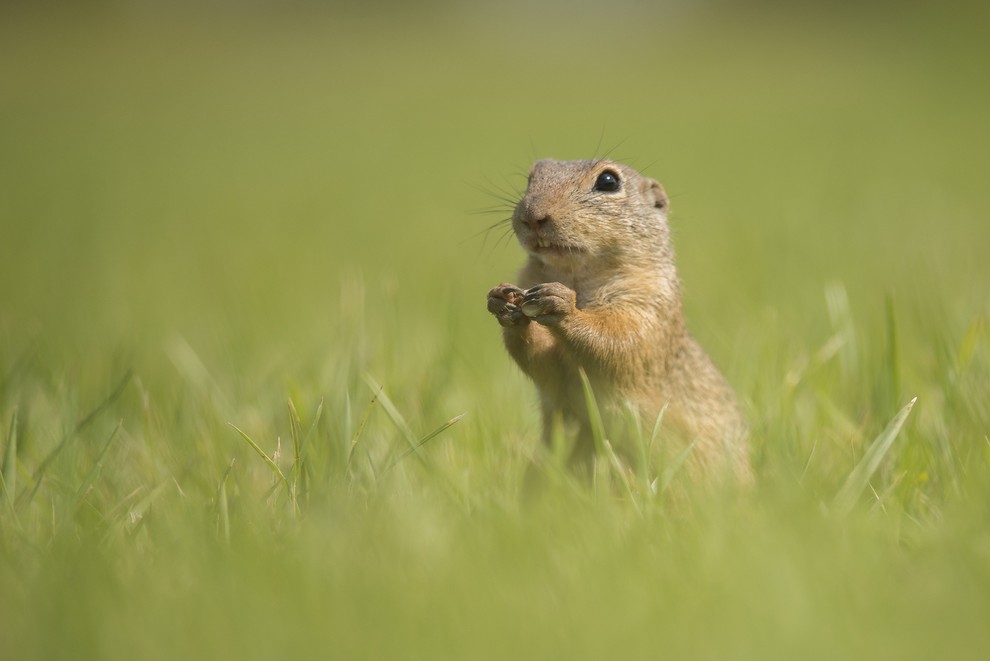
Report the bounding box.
[2,3,990,659]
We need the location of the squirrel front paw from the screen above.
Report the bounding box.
[521,282,576,325]
[487,283,529,327]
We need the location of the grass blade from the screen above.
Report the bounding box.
[347,393,378,472]
[287,398,305,503]
[218,479,231,543]
[578,368,607,455]
[363,374,418,451]
[2,407,18,507]
[869,470,906,515]
[578,368,613,495]
[102,481,171,544]
[799,439,818,483]
[228,422,291,492]
[26,370,132,503]
[604,439,641,514]
[288,398,303,474]
[216,459,235,543]
[623,403,650,492]
[833,397,917,517]
[955,317,985,374]
[300,397,325,456]
[825,282,858,380]
[71,419,123,512]
[384,413,465,471]
[647,402,669,459]
[659,436,699,494]
[298,397,324,500]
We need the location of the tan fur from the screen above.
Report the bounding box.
[487,158,750,482]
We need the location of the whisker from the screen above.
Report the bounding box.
[593,124,607,160]
[465,180,518,208]
[495,225,516,251]
[470,205,516,216]
[593,137,629,167]
[482,176,522,205]
[462,166,526,256]
[461,216,513,245]
[639,159,659,174]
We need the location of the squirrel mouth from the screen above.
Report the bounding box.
[531,239,583,254]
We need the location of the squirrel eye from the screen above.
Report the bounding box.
[593,170,620,192]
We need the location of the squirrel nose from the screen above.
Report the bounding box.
[519,198,552,230]
[524,214,550,230]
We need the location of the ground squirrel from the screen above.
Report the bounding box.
[487,158,750,482]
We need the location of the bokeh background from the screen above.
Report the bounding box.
[2,1,989,659]
[5,1,988,357]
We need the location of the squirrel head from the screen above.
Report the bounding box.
[512,159,672,271]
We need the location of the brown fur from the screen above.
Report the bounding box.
[487,159,750,482]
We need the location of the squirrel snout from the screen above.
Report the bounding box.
[522,213,551,231]
[517,198,553,231]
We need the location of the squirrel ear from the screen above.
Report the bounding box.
[643,178,668,210]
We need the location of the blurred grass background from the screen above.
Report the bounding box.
[2,1,989,659]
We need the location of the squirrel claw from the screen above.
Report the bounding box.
[520,282,576,323]
[488,284,529,327]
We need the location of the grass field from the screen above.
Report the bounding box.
[2,2,989,659]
